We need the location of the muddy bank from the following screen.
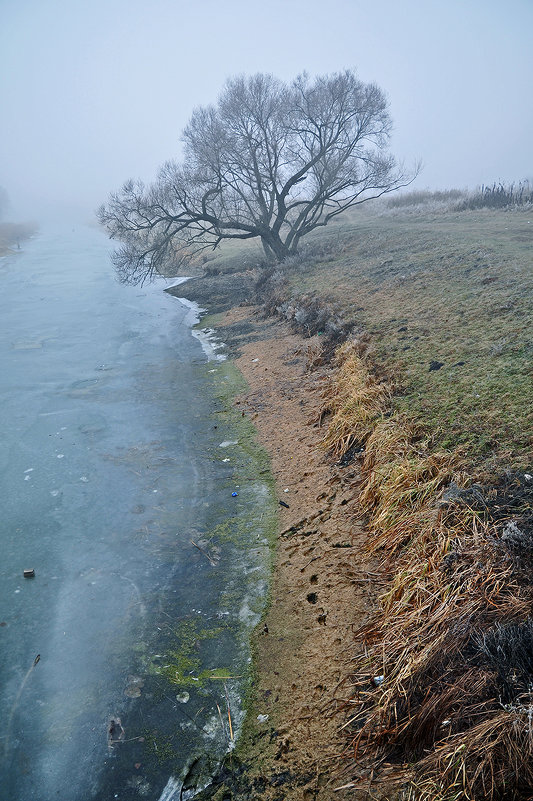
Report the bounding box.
[168,272,257,316]
[170,268,384,799]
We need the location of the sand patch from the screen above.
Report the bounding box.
[200,307,384,800]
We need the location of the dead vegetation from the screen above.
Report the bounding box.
[256,270,354,361]
[321,341,392,455]
[385,181,533,213]
[321,342,533,801]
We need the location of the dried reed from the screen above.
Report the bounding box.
[322,341,533,800]
[321,342,392,457]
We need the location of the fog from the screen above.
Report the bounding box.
[1,0,531,222]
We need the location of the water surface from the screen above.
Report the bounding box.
[0,226,274,800]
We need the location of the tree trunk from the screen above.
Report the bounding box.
[261,239,276,261]
[260,232,290,262]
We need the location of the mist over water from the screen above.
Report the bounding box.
[0,226,273,800]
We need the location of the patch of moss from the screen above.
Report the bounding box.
[150,619,229,689]
[200,358,277,539]
[197,311,225,330]
[144,730,181,767]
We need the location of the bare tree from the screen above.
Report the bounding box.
[99,70,415,283]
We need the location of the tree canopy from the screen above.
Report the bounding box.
[99,70,413,283]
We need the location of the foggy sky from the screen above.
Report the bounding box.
[1,0,531,220]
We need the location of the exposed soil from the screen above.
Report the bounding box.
[167,272,258,317]
[196,305,387,800]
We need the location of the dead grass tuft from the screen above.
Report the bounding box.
[321,342,392,456]
[360,417,462,554]
[409,704,533,801]
[322,343,533,801]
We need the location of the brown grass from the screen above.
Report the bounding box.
[407,703,533,801]
[321,342,392,457]
[322,342,533,801]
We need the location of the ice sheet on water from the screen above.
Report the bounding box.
[174,296,227,361]
[157,776,182,801]
[164,276,192,290]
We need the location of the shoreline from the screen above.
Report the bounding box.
[160,206,533,799]
[170,274,381,799]
[172,251,533,800]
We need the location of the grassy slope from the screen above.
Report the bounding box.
[188,202,532,799]
[283,206,532,474]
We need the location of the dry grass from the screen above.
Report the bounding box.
[321,342,392,456]
[322,343,533,801]
[359,418,461,554]
[409,704,533,801]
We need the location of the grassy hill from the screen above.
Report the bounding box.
[282,204,532,474]
[197,199,531,477]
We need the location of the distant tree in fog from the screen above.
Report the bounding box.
[99,70,415,283]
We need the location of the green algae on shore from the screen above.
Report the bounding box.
[138,349,278,786]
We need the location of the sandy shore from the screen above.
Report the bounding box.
[193,304,383,800]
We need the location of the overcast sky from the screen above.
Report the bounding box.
[1,0,531,219]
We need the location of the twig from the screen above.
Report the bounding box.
[224,683,234,741]
[191,539,217,566]
[216,702,225,735]
[206,675,242,680]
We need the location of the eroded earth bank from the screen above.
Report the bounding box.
[170,276,387,801]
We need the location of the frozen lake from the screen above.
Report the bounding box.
[0,225,273,800]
